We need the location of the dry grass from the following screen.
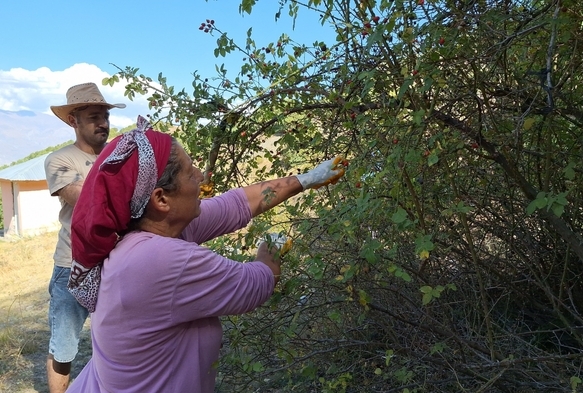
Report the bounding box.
[0,231,91,393]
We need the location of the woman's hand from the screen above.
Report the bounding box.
[255,240,282,284]
[296,156,346,190]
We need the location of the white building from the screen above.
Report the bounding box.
[0,153,60,237]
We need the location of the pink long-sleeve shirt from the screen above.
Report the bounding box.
[67,189,275,393]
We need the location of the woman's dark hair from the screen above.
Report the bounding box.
[123,137,182,233]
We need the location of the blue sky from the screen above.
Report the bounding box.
[0,0,333,128]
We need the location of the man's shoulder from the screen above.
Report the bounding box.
[45,144,85,164]
[47,144,77,158]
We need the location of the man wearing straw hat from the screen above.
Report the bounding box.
[44,82,125,393]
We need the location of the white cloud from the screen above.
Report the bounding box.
[0,63,151,129]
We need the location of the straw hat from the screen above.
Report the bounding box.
[50,82,126,126]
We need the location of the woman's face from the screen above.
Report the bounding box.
[169,146,204,223]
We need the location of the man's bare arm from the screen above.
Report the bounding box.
[57,180,84,207]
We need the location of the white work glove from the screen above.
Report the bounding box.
[256,233,293,256]
[296,156,346,190]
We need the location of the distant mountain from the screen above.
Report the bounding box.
[0,109,74,166]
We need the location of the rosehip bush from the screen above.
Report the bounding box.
[106,0,583,391]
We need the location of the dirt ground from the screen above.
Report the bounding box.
[0,231,92,393]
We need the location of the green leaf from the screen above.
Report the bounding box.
[413,110,425,125]
[301,364,317,378]
[394,267,412,282]
[433,285,444,298]
[421,77,434,93]
[239,0,256,14]
[526,200,538,215]
[551,203,564,217]
[556,192,568,206]
[384,349,394,366]
[362,248,378,263]
[415,235,434,253]
[328,310,341,322]
[430,341,446,354]
[428,151,439,166]
[564,162,576,180]
[535,197,548,209]
[343,266,355,281]
[397,78,413,100]
[456,201,472,213]
[422,293,433,305]
[358,289,371,306]
[360,240,381,264]
[391,207,408,223]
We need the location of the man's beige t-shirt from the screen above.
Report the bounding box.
[45,144,98,268]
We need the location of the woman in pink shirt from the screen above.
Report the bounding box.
[65,116,345,392]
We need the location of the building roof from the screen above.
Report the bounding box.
[0,153,50,181]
